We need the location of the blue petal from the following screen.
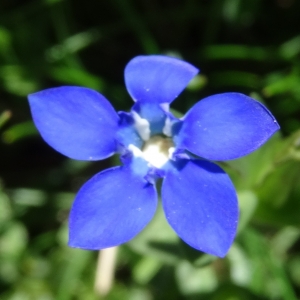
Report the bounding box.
[132,102,167,135]
[162,159,238,257]
[175,93,280,161]
[28,86,119,160]
[69,164,157,249]
[116,111,143,149]
[125,55,198,104]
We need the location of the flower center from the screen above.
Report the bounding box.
[141,135,174,168]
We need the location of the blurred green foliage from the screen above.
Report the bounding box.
[1,0,300,299]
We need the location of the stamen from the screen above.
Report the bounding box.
[128,144,143,158]
[142,136,174,168]
[129,135,174,169]
[131,111,150,141]
[163,117,173,137]
[168,147,175,159]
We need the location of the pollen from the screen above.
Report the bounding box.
[142,135,174,168]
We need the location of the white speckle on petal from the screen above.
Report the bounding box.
[131,111,150,141]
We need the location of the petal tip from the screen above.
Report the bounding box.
[177,92,281,161]
[27,86,119,161]
[186,232,236,258]
[125,55,199,104]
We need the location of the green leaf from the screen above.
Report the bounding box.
[241,228,297,300]
[2,122,38,143]
[133,256,161,285]
[0,190,12,225]
[237,190,258,233]
[227,244,252,286]
[49,67,104,91]
[0,222,28,260]
[176,261,217,295]
[222,133,282,190]
[55,248,94,300]
[128,203,180,264]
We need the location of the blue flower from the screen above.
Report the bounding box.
[28,55,279,257]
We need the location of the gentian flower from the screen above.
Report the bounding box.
[28,55,279,257]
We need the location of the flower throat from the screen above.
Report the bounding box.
[141,135,175,169]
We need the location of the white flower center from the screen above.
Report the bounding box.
[128,136,175,169]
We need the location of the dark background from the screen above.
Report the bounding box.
[1,0,300,299]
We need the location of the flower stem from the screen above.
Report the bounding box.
[94,247,118,296]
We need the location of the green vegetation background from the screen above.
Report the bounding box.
[1,0,300,299]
